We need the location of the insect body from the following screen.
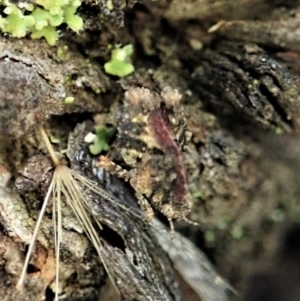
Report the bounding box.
[98,86,194,231]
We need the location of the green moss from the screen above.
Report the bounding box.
[191,190,203,198]
[106,0,114,10]
[217,217,231,230]
[0,0,83,45]
[275,127,284,135]
[271,208,285,222]
[64,96,74,103]
[231,225,244,240]
[2,5,35,37]
[32,7,63,30]
[0,16,6,28]
[104,44,135,77]
[64,1,83,31]
[204,230,216,243]
[89,125,116,155]
[31,26,58,45]
[49,134,60,144]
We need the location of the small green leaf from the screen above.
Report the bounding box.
[104,60,134,77]
[104,44,134,77]
[32,8,63,30]
[89,126,116,155]
[31,26,58,46]
[64,96,74,103]
[3,6,35,38]
[64,4,83,31]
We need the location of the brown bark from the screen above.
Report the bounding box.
[2,0,300,301]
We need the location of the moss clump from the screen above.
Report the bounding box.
[0,0,83,45]
[88,125,116,155]
[104,44,135,77]
[64,96,75,103]
[64,0,83,31]
[2,5,35,38]
[31,25,58,45]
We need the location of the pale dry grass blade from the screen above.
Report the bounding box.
[52,165,120,296]
[39,126,60,166]
[17,165,121,300]
[17,177,55,289]
[73,171,121,204]
[56,165,102,247]
[17,126,124,299]
[73,171,147,221]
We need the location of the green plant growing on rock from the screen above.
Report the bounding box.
[1,4,35,38]
[104,44,135,77]
[87,125,116,155]
[0,0,83,45]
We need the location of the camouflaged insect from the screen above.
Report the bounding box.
[97,86,193,231]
